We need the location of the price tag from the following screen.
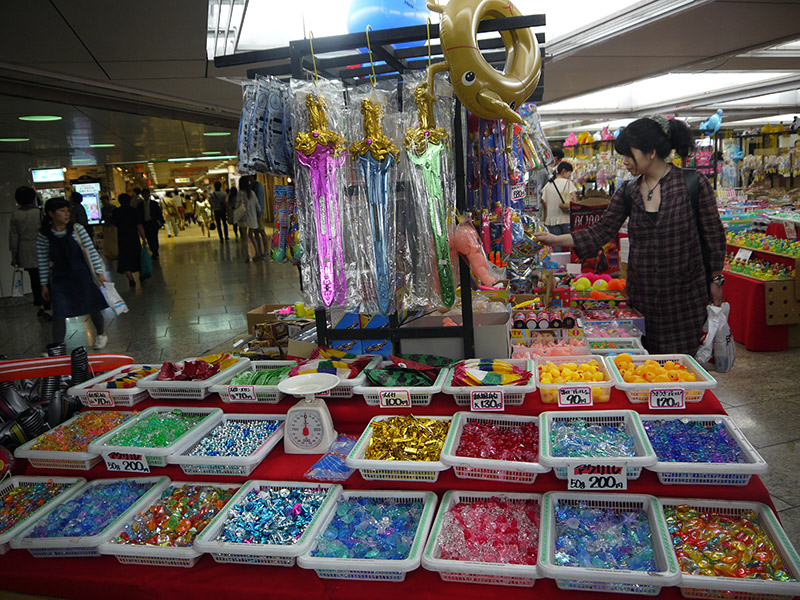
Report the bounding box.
[470,390,504,412]
[227,385,257,401]
[734,248,752,262]
[86,390,114,407]
[649,388,686,409]
[511,184,527,201]
[379,389,412,408]
[785,222,797,239]
[567,464,627,491]
[558,386,593,407]
[103,451,150,473]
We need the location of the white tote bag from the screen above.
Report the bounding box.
[102,282,129,315]
[696,302,735,373]
[12,269,25,297]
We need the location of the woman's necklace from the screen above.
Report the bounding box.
[644,164,670,201]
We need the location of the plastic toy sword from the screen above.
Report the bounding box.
[295,94,347,306]
[351,98,399,315]
[404,83,455,308]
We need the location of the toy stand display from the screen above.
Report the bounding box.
[4,15,800,600]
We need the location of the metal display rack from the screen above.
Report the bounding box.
[215,15,546,358]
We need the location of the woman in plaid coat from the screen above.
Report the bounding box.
[535,117,726,354]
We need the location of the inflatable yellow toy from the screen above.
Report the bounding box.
[425,0,541,150]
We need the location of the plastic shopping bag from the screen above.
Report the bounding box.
[696,302,735,373]
[140,247,153,279]
[12,269,24,297]
[102,282,129,315]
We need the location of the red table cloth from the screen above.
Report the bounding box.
[3,386,791,600]
[726,272,789,351]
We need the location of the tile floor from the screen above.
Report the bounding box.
[2,224,799,554]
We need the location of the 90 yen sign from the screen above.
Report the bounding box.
[558,386,592,407]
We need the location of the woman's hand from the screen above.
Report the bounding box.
[42,284,50,303]
[710,282,723,306]
[99,273,108,284]
[533,231,559,246]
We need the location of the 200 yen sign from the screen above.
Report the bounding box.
[103,451,150,473]
[568,464,627,490]
[648,388,685,410]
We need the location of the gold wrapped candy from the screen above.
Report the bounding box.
[365,415,450,461]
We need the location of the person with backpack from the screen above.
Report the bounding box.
[209,181,229,242]
[534,116,726,355]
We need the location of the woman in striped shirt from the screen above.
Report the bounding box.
[37,197,109,349]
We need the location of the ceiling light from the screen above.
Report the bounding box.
[0,137,29,142]
[18,115,62,122]
[203,131,231,136]
[202,151,222,155]
[89,143,115,148]
[167,155,237,162]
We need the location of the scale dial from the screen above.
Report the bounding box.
[287,410,324,449]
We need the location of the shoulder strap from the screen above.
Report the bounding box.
[623,179,633,217]
[682,167,699,219]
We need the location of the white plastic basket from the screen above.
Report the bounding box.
[345,415,451,482]
[14,411,136,471]
[10,476,170,558]
[607,354,717,404]
[68,364,159,407]
[539,410,656,480]
[297,489,437,581]
[422,490,542,587]
[641,415,768,486]
[538,491,681,595]
[535,355,614,404]
[98,481,242,568]
[194,481,342,567]
[587,337,648,356]
[209,360,296,404]
[353,362,449,407]
[0,476,86,554]
[442,359,536,406]
[88,406,224,468]
[137,357,251,400]
[439,412,550,484]
[290,355,381,399]
[659,497,800,600]
[167,413,285,476]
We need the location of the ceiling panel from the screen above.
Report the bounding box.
[1,0,93,63]
[100,60,208,80]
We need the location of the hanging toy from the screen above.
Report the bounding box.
[563,132,578,148]
[350,98,400,316]
[295,94,347,307]
[425,0,541,151]
[454,215,499,286]
[600,126,615,141]
[405,83,455,308]
[699,109,723,137]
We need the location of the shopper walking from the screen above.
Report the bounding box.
[541,161,578,251]
[111,193,148,288]
[36,197,108,348]
[9,186,51,320]
[162,192,180,237]
[229,185,252,261]
[194,195,213,238]
[70,191,92,239]
[535,116,726,355]
[139,188,163,259]
[238,178,264,260]
[249,177,270,260]
[227,188,240,239]
[210,181,229,242]
[182,193,195,225]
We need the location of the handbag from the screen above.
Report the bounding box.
[76,228,104,287]
[140,247,153,279]
[209,221,216,230]
[12,269,25,297]
[101,282,128,315]
[232,200,246,224]
[696,302,735,373]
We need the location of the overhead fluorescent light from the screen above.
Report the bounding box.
[203,131,231,136]
[0,137,29,142]
[167,155,237,162]
[202,151,222,155]
[89,143,115,148]
[19,115,62,122]
[206,168,231,175]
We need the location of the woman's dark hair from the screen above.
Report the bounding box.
[552,148,565,161]
[614,117,694,160]
[228,186,237,199]
[556,161,574,174]
[15,186,37,206]
[70,191,83,203]
[239,178,251,193]
[118,193,132,206]
[40,197,70,233]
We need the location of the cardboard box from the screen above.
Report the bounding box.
[246,303,291,335]
[330,310,361,330]
[399,312,511,359]
[287,339,318,360]
[285,318,315,338]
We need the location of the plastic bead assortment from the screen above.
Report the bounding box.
[554,502,656,571]
[614,354,697,383]
[230,367,292,386]
[438,498,539,564]
[644,419,745,463]
[216,486,328,545]
[26,479,151,538]
[187,419,281,457]
[365,416,450,462]
[664,505,796,581]
[455,420,539,462]
[102,366,158,388]
[112,484,237,547]
[30,411,135,452]
[108,410,204,448]
[550,418,636,458]
[311,497,423,559]
[0,481,69,535]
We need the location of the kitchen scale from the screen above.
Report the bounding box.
[277,373,340,454]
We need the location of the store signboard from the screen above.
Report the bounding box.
[174,177,191,184]
[568,464,627,490]
[73,182,102,225]
[31,168,64,183]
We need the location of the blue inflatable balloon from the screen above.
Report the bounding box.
[347,0,429,49]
